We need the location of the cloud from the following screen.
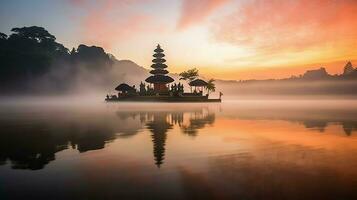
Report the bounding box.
[177,0,231,30]
[68,0,160,49]
[213,0,357,53]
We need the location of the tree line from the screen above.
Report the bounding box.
[0,26,114,94]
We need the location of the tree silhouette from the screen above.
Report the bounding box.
[205,79,216,95]
[72,44,112,71]
[0,26,114,94]
[179,68,199,82]
[0,32,7,40]
[344,61,354,75]
[0,26,70,92]
[179,68,199,92]
[11,26,55,42]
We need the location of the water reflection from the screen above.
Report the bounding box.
[220,101,357,136]
[146,113,172,167]
[300,120,357,135]
[1,101,357,199]
[0,120,116,170]
[1,102,357,170]
[115,108,215,167]
[180,111,215,137]
[0,105,216,170]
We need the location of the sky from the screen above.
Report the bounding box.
[1,0,357,80]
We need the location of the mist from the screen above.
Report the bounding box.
[29,58,149,97]
[215,80,357,100]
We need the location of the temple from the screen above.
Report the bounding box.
[145,45,174,93]
[105,44,221,102]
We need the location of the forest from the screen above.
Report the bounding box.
[0,26,116,94]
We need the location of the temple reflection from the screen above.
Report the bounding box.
[146,113,172,167]
[115,108,216,167]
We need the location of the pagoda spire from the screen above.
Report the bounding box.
[145,44,174,92]
[150,44,168,75]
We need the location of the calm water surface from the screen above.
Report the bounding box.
[1,100,357,200]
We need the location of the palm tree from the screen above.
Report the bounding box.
[205,79,216,96]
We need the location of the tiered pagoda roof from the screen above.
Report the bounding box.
[145,44,174,84]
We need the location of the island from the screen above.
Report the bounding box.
[105,44,222,102]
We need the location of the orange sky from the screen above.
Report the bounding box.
[2,0,357,80]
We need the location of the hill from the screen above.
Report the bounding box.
[215,62,357,97]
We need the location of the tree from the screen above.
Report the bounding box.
[0,26,71,92]
[179,68,199,82]
[0,32,7,51]
[0,32,7,40]
[73,44,113,71]
[0,26,116,94]
[70,47,76,55]
[344,61,354,75]
[179,68,199,92]
[10,26,56,42]
[205,79,216,95]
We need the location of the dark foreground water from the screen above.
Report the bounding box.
[1,100,357,200]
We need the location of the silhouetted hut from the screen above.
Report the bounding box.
[115,83,135,96]
[145,44,174,93]
[189,79,208,93]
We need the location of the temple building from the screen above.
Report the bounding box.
[106,44,221,102]
[145,44,174,93]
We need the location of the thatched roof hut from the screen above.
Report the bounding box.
[189,79,208,87]
[115,83,135,92]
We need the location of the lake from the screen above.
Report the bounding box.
[1,99,357,200]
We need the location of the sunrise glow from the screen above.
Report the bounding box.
[1,0,357,80]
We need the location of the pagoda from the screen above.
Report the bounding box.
[145,44,174,93]
[105,44,222,102]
